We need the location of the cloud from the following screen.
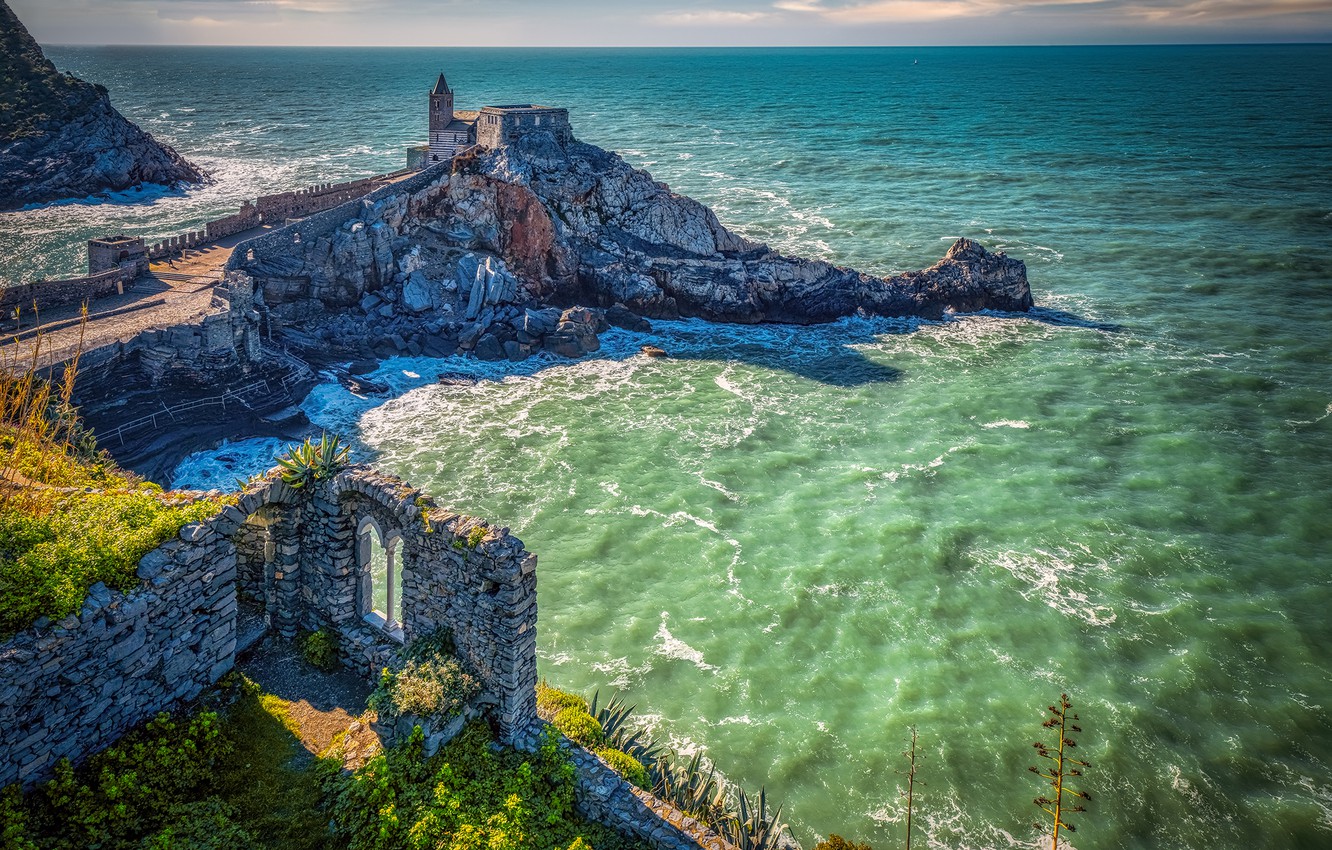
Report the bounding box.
[652,9,776,24]
[773,0,1332,23]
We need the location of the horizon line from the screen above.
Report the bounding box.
[41,40,1332,49]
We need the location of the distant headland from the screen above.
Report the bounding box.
[0,0,204,211]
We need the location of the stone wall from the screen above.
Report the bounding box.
[511,721,742,850]
[0,266,135,313]
[228,162,449,276]
[0,508,242,790]
[0,464,540,789]
[60,270,264,386]
[227,466,540,743]
[142,172,416,261]
[476,105,573,150]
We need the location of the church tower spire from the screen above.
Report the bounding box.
[430,72,454,130]
[428,72,456,164]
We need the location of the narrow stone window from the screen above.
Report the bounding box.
[358,518,404,636]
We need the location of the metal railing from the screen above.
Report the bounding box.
[97,378,278,446]
[96,346,313,446]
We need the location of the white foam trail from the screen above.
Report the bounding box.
[987,543,1118,626]
[654,612,717,672]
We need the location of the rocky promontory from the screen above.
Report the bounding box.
[0,0,204,211]
[232,122,1031,364]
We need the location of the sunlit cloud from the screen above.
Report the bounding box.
[652,9,776,24]
[773,0,1332,22]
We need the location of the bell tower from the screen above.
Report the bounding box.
[430,73,453,131]
[429,73,454,163]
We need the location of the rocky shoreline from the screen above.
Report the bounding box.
[0,0,204,211]
[228,129,1030,374]
[58,111,1032,483]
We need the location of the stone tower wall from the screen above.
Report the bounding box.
[477,106,572,150]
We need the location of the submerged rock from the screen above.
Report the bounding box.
[0,0,204,210]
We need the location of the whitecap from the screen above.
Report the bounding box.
[654,612,717,672]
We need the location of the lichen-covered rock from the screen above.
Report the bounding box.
[0,0,204,210]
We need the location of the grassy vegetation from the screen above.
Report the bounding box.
[322,723,647,850]
[0,342,227,640]
[0,0,102,142]
[367,629,480,721]
[2,675,651,850]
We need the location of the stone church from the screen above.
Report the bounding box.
[411,72,573,168]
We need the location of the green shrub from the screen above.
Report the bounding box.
[322,722,648,850]
[297,628,338,671]
[139,799,260,850]
[536,682,587,720]
[368,631,479,720]
[16,710,231,848]
[552,707,605,748]
[595,748,649,789]
[0,784,37,850]
[0,491,226,639]
[815,836,874,850]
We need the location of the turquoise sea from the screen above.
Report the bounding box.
[4,45,1332,849]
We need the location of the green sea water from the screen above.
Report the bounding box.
[6,45,1331,849]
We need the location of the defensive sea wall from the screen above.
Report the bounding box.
[0,169,416,315]
[145,174,405,261]
[0,267,136,313]
[228,161,448,273]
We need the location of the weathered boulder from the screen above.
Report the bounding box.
[605,303,652,333]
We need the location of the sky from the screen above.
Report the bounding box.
[9,0,1332,46]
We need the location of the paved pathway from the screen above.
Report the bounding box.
[1,224,272,372]
[2,167,426,373]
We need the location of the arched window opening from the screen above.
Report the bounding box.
[358,517,403,635]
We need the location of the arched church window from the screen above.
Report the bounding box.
[358,517,403,633]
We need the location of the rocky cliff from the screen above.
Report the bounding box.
[234,126,1031,362]
[0,0,204,211]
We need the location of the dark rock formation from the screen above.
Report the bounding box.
[232,123,1031,366]
[439,132,1033,323]
[0,0,204,210]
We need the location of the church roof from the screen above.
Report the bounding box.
[432,73,451,95]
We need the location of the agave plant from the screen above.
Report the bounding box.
[590,690,666,771]
[652,751,729,825]
[720,787,788,850]
[275,432,350,488]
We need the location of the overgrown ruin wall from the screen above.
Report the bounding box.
[0,511,241,789]
[0,466,539,791]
